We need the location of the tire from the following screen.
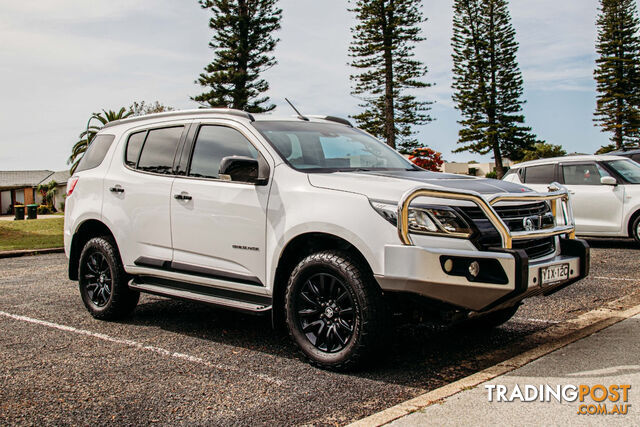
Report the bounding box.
[285,250,387,370]
[467,305,519,330]
[632,215,640,244]
[78,237,139,320]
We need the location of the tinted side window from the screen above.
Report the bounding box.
[631,154,640,163]
[562,163,609,185]
[76,134,115,172]
[524,164,555,184]
[189,126,258,179]
[137,127,183,174]
[125,131,146,168]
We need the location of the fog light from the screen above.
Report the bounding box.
[468,261,480,278]
[443,258,453,273]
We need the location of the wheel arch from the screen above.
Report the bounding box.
[68,219,119,281]
[627,208,640,238]
[271,232,377,328]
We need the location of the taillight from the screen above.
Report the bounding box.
[67,177,79,196]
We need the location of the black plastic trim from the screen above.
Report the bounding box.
[478,248,529,312]
[438,256,509,285]
[134,257,263,286]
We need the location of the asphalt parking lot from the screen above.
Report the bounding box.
[1,239,639,425]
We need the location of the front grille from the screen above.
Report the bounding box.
[512,237,555,259]
[459,201,556,259]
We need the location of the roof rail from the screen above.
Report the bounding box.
[101,108,255,129]
[307,115,353,127]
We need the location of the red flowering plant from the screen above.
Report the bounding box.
[408,147,444,171]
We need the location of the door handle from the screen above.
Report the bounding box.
[174,193,192,201]
[109,185,125,193]
[569,190,576,195]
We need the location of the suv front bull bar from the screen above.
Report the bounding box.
[397,182,576,247]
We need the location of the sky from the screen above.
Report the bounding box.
[0,0,622,171]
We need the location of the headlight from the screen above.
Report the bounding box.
[370,200,473,238]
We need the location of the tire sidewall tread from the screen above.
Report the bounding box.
[78,236,139,320]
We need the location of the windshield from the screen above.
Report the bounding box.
[252,121,416,172]
[606,159,640,183]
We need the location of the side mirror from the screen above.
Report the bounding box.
[600,176,617,186]
[219,156,270,185]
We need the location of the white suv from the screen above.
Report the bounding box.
[65,109,589,369]
[503,155,640,243]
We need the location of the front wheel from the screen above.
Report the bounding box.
[78,237,139,320]
[466,305,519,330]
[285,251,387,370]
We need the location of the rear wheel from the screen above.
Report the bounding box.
[78,237,139,320]
[632,215,640,244]
[285,251,387,370]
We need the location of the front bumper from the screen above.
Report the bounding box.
[375,238,590,313]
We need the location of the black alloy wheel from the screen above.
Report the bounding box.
[83,252,113,307]
[78,236,139,320]
[285,250,388,370]
[295,273,356,353]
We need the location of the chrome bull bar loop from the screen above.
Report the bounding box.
[397,182,575,247]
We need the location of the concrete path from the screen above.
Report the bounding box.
[0,214,62,221]
[390,315,640,426]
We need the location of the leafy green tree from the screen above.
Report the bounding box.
[595,143,617,154]
[129,101,174,117]
[594,0,640,150]
[520,142,567,162]
[451,0,537,178]
[68,108,132,174]
[193,0,282,113]
[349,0,433,153]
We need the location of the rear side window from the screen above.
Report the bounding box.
[189,125,258,179]
[76,134,115,172]
[137,127,184,174]
[524,164,555,184]
[562,163,610,185]
[125,131,146,168]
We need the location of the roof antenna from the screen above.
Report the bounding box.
[285,98,309,121]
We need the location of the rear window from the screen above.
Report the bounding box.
[137,127,184,174]
[76,134,115,172]
[125,131,146,168]
[523,164,555,184]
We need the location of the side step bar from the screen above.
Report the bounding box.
[129,277,272,314]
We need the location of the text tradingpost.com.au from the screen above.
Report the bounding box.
[485,384,632,416]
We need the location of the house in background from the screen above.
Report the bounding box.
[0,170,70,215]
[440,160,513,177]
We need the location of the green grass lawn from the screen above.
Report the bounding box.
[0,217,64,251]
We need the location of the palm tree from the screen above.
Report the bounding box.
[68,108,132,174]
[37,180,58,212]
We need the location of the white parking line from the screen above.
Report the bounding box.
[0,310,284,386]
[592,276,639,282]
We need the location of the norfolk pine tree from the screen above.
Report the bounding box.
[349,0,433,153]
[594,0,640,150]
[451,0,537,178]
[193,0,282,113]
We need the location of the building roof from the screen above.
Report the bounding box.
[0,170,70,190]
[41,170,70,186]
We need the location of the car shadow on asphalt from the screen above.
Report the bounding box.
[583,237,639,250]
[119,296,550,389]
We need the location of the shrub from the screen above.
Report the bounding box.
[37,205,51,215]
[408,147,444,171]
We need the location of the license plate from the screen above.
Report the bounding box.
[540,263,570,286]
